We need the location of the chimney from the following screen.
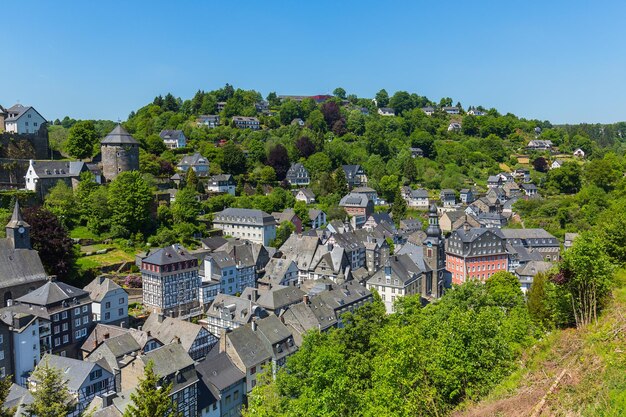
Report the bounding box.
[99,276,106,285]
[219,329,227,352]
[157,313,165,323]
[6,299,12,307]
[303,294,310,305]
[251,319,257,332]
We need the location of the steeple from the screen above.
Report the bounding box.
[6,201,31,249]
[425,204,441,238]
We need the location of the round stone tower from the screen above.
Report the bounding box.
[100,124,140,181]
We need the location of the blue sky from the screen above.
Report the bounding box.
[2,1,625,124]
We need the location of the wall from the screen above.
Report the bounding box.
[13,320,40,386]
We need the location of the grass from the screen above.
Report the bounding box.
[70,226,101,240]
[76,248,135,270]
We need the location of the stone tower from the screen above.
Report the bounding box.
[422,204,445,298]
[100,124,140,182]
[6,201,31,250]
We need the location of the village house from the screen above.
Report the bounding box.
[442,106,460,114]
[232,116,260,130]
[421,106,435,116]
[308,208,327,229]
[196,349,246,417]
[515,261,554,293]
[295,187,316,204]
[0,309,40,386]
[177,152,210,177]
[241,286,305,316]
[551,159,565,170]
[83,276,128,327]
[285,163,311,186]
[527,139,553,151]
[459,188,475,204]
[257,258,300,288]
[402,187,429,209]
[573,148,585,158]
[366,255,424,314]
[142,313,217,361]
[139,244,201,319]
[24,159,95,199]
[196,114,220,128]
[409,147,424,158]
[213,208,277,246]
[203,293,267,336]
[440,189,457,207]
[377,107,395,116]
[521,183,539,197]
[341,164,368,188]
[352,186,378,203]
[207,174,236,195]
[3,104,46,134]
[448,121,462,132]
[339,192,374,220]
[159,129,187,149]
[272,208,303,233]
[501,228,561,262]
[81,323,163,359]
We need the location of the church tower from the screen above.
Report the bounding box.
[6,201,31,250]
[422,204,445,298]
[100,124,140,182]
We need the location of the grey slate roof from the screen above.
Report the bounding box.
[81,324,158,355]
[500,229,556,240]
[196,351,245,393]
[179,152,208,166]
[159,129,184,140]
[516,261,554,277]
[226,324,272,368]
[84,276,124,303]
[201,236,229,251]
[142,314,209,354]
[100,125,139,145]
[142,244,195,266]
[16,279,88,306]
[339,192,369,207]
[368,254,423,287]
[140,343,197,392]
[6,201,29,228]
[0,244,47,293]
[38,354,110,392]
[213,208,276,226]
[30,160,87,178]
[242,285,305,311]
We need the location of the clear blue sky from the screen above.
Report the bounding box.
[3,1,625,124]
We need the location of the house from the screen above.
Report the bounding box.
[272,209,302,233]
[213,208,277,246]
[202,251,241,297]
[83,276,128,327]
[256,100,270,113]
[24,159,92,199]
[442,106,460,114]
[207,174,236,196]
[341,164,368,188]
[232,116,260,130]
[216,238,271,280]
[516,261,554,293]
[15,279,94,358]
[339,192,374,219]
[439,210,480,233]
[399,218,422,234]
[521,183,538,197]
[526,140,553,151]
[159,130,187,149]
[203,293,267,336]
[352,186,378,203]
[120,343,199,417]
[258,258,300,288]
[217,102,227,111]
[459,189,475,204]
[280,299,337,346]
[139,244,201,319]
[241,286,305,316]
[448,122,462,132]
[291,118,305,126]
[573,148,585,158]
[501,228,560,262]
[196,350,246,417]
[402,187,429,209]
[83,332,143,392]
[467,108,486,116]
[0,202,48,307]
[409,147,424,158]
[285,163,311,186]
[254,315,297,377]
[440,189,457,207]
[307,281,373,326]
[197,115,220,128]
[178,153,210,177]
[4,104,46,134]
[487,175,502,189]
[421,107,435,116]
[308,209,327,229]
[366,255,424,314]
[0,309,40,386]
[378,107,395,116]
[513,168,531,183]
[446,226,508,285]
[503,181,521,198]
[295,188,316,204]
[551,159,565,170]
[80,323,162,359]
[31,354,115,416]
[564,233,579,251]
[142,313,217,361]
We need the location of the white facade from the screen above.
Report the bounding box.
[24,161,38,192]
[5,107,46,134]
[12,318,41,386]
[213,219,276,246]
[93,287,128,325]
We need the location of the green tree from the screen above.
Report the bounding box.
[65,120,99,159]
[271,221,295,248]
[545,162,582,194]
[124,360,180,417]
[24,358,75,417]
[172,187,200,224]
[306,109,326,132]
[378,175,399,203]
[222,142,247,175]
[375,89,389,107]
[0,373,15,417]
[144,134,167,155]
[391,187,407,223]
[44,181,78,228]
[402,158,417,183]
[293,200,310,227]
[333,87,347,99]
[108,171,153,237]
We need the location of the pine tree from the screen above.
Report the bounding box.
[0,374,15,417]
[123,360,180,417]
[391,187,407,224]
[23,358,75,417]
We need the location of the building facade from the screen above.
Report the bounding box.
[100,125,140,182]
[213,208,276,246]
[4,104,46,134]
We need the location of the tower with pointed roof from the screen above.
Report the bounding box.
[100,124,139,181]
[422,204,445,298]
[6,201,30,250]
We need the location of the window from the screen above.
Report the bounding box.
[75,330,81,339]
[75,319,81,327]
[74,308,80,315]
[250,366,256,375]
[0,351,3,360]
[90,369,102,380]
[118,308,124,316]
[54,325,60,334]
[83,316,89,325]
[119,297,125,305]
[234,390,239,400]
[104,312,111,320]
[82,328,87,337]
[53,314,59,321]
[105,302,111,309]
[225,395,231,405]
[54,338,60,347]
[0,368,4,378]
[82,305,88,313]
[62,323,68,331]
[63,335,69,343]
[61,311,67,319]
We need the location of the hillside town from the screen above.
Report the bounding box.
[0,94,592,417]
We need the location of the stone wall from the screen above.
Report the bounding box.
[101,143,139,181]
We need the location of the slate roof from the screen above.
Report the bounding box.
[342,165,364,179]
[81,324,158,355]
[142,244,195,266]
[6,201,29,228]
[214,208,276,226]
[409,188,429,198]
[226,324,272,368]
[368,254,423,287]
[279,234,322,270]
[201,236,229,251]
[311,281,372,312]
[242,285,305,311]
[281,300,337,341]
[339,192,370,207]
[195,351,245,393]
[516,261,554,277]
[272,208,298,225]
[159,130,184,140]
[29,160,88,179]
[140,343,197,392]
[142,314,209,353]
[206,293,265,323]
[5,104,45,122]
[100,125,139,145]
[84,276,124,303]
[452,227,505,243]
[179,152,208,166]
[38,354,110,392]
[297,188,315,199]
[16,279,88,306]
[500,228,556,240]
[97,333,141,359]
[5,383,33,414]
[308,208,323,220]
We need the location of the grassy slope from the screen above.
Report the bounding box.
[453,271,626,417]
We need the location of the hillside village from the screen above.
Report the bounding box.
[0,89,622,417]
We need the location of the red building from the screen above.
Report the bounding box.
[446,225,508,285]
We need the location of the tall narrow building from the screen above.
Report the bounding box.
[422,204,446,298]
[100,125,139,181]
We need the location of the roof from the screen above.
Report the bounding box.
[226,324,272,368]
[16,279,88,306]
[196,351,245,393]
[141,343,195,378]
[142,244,195,266]
[368,254,423,287]
[6,200,29,228]
[91,332,141,360]
[243,285,305,310]
[208,174,234,183]
[179,152,208,166]
[451,226,505,243]
[352,186,377,194]
[339,192,370,208]
[100,125,139,145]
[342,164,364,178]
[206,293,265,324]
[516,261,554,277]
[297,188,315,199]
[5,104,46,123]
[38,354,109,392]
[81,324,157,354]
[308,208,323,219]
[500,229,556,240]
[214,208,276,227]
[201,236,229,251]
[84,276,125,303]
[159,130,184,140]
[409,188,429,198]
[142,314,209,353]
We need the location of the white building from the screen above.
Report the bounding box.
[366,255,423,314]
[402,187,429,209]
[4,104,46,134]
[213,208,276,246]
[207,174,236,195]
[0,310,40,386]
[83,276,128,327]
[159,130,187,149]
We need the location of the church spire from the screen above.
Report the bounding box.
[6,200,29,229]
[5,201,31,250]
